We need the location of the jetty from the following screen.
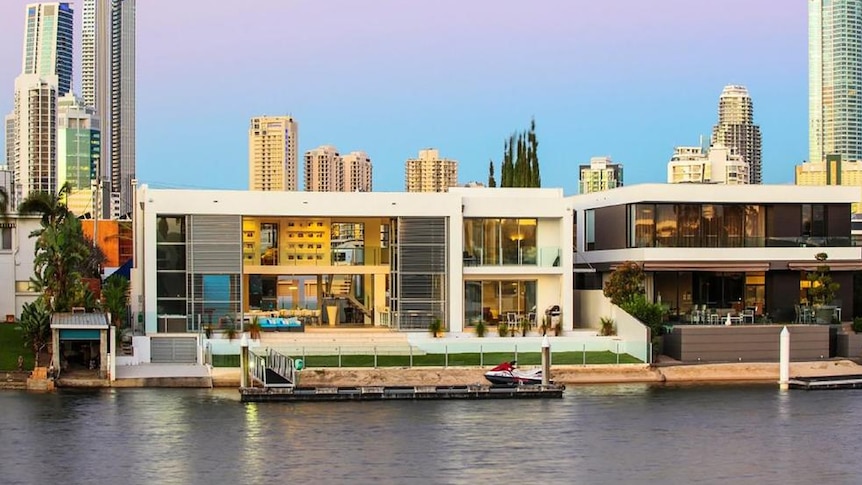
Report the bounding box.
[788,374,862,390]
[239,384,564,402]
[238,346,564,402]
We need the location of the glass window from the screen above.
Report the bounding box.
[1,228,11,250]
[157,272,186,298]
[745,205,765,246]
[483,219,500,265]
[15,280,35,293]
[630,204,654,248]
[701,204,723,248]
[803,204,827,237]
[585,210,596,251]
[723,205,744,247]
[678,205,701,247]
[260,223,279,265]
[655,204,677,247]
[157,216,185,243]
[156,245,186,271]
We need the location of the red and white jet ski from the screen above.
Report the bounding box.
[483,360,546,386]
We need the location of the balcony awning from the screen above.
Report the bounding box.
[642,262,770,272]
[787,261,862,271]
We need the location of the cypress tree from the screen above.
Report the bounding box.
[488,160,497,187]
[499,118,541,188]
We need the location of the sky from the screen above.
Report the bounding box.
[0,0,808,194]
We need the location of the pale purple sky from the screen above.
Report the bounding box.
[0,1,808,192]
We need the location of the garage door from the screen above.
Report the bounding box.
[151,337,198,363]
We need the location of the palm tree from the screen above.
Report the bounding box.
[18,182,72,232]
[102,275,130,328]
[32,216,90,311]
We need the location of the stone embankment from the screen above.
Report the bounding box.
[210,359,862,388]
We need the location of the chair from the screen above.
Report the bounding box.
[742,308,755,324]
[527,312,537,328]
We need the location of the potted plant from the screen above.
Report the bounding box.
[224,324,238,342]
[428,318,443,338]
[520,318,530,337]
[600,317,616,336]
[853,317,862,334]
[497,322,509,337]
[475,320,487,338]
[245,315,262,340]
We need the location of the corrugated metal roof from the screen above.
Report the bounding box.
[51,312,109,328]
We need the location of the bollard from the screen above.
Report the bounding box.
[541,336,551,386]
[240,333,249,388]
[779,326,790,390]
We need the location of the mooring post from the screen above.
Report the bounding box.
[240,333,249,389]
[541,335,550,386]
[780,326,790,391]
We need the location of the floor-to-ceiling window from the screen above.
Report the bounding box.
[464,218,538,265]
[156,215,187,317]
[464,280,537,327]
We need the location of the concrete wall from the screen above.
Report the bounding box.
[573,289,649,362]
[0,217,40,320]
[664,325,830,362]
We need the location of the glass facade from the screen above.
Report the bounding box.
[464,280,537,326]
[156,215,187,316]
[463,218,539,265]
[627,203,766,248]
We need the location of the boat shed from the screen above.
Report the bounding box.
[51,312,110,378]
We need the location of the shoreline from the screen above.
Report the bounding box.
[210,359,862,388]
[5,360,861,390]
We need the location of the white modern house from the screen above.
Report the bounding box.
[0,215,41,321]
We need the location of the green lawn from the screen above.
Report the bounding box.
[212,350,640,368]
[0,325,34,370]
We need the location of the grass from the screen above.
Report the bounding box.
[212,350,640,368]
[0,324,35,371]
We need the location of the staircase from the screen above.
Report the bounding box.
[325,274,373,321]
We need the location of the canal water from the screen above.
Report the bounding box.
[1,384,859,484]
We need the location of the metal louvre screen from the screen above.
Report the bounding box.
[188,215,242,330]
[394,217,448,330]
[189,215,242,273]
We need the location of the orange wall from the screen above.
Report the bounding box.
[81,220,133,267]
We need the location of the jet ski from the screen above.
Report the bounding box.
[483,360,546,386]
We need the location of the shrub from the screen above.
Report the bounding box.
[600,317,616,336]
[475,320,487,338]
[852,317,862,334]
[497,322,509,337]
[603,261,645,305]
[620,294,666,335]
[428,319,443,338]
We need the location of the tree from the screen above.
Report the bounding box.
[808,252,840,306]
[0,186,8,222]
[102,275,130,328]
[19,299,51,368]
[487,160,497,187]
[603,261,645,306]
[499,119,541,188]
[32,216,91,312]
[18,182,72,232]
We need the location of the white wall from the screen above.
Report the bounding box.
[574,289,649,362]
[0,217,40,320]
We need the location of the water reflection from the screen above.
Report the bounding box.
[2,386,862,484]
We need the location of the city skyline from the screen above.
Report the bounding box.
[0,0,808,194]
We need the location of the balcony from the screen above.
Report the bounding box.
[463,247,561,268]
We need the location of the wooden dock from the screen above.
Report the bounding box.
[788,374,862,390]
[239,384,565,402]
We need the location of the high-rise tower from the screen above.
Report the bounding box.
[809,0,862,164]
[405,149,458,192]
[82,0,135,218]
[249,116,299,191]
[711,85,762,184]
[12,74,59,205]
[21,3,74,96]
